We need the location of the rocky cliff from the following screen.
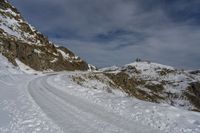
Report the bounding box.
[0,0,89,71]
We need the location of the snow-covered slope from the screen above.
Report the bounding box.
[0,0,89,71]
[99,61,200,111]
[0,54,22,75]
[0,55,63,133]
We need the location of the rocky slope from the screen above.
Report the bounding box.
[0,0,89,71]
[72,61,200,112]
[102,61,200,111]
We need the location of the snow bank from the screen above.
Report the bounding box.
[0,55,22,75]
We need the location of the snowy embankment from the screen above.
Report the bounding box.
[0,55,62,133]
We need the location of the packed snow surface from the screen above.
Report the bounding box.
[0,57,200,133]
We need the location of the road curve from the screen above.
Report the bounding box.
[28,74,160,133]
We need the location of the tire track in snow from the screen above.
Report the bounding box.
[28,74,160,133]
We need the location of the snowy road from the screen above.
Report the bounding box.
[1,53,200,133]
[28,74,159,133]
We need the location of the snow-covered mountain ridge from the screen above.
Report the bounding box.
[100,61,200,111]
[0,0,89,71]
[72,61,200,112]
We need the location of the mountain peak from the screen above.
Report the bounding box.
[0,1,89,71]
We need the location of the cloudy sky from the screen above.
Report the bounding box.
[9,0,200,69]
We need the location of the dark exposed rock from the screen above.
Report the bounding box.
[184,82,200,112]
[0,0,19,13]
[121,65,141,74]
[157,68,176,76]
[105,72,165,103]
[0,36,89,71]
[189,70,200,75]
